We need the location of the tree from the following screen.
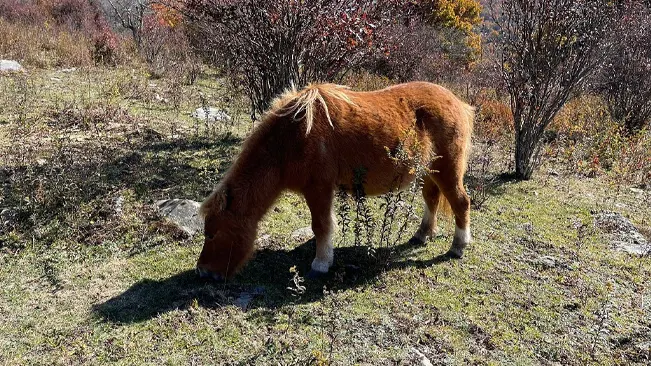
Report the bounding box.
[426,0,482,34]
[490,0,617,179]
[370,0,482,81]
[104,0,150,47]
[182,0,422,119]
[598,1,651,133]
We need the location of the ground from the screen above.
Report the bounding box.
[0,67,649,365]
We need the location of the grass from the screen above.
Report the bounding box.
[1,67,650,365]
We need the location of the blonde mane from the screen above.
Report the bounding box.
[269,83,356,135]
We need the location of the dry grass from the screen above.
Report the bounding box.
[0,19,95,68]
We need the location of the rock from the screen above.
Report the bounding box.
[612,240,650,256]
[233,286,265,311]
[291,226,314,242]
[594,211,637,234]
[0,208,18,233]
[594,211,650,256]
[520,222,534,233]
[255,234,272,246]
[0,60,23,73]
[411,348,434,366]
[629,187,645,194]
[114,196,124,216]
[155,199,203,236]
[154,94,169,104]
[636,341,651,353]
[58,67,76,73]
[536,255,558,268]
[191,107,231,122]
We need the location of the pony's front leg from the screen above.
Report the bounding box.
[303,187,336,277]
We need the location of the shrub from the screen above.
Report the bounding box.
[0,0,47,23]
[548,95,651,185]
[493,0,618,179]
[0,0,128,67]
[183,0,421,118]
[341,72,394,92]
[596,1,651,133]
[0,20,94,68]
[140,12,195,79]
[474,97,513,143]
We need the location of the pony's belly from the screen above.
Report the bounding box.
[337,163,416,196]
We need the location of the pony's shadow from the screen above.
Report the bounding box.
[93,239,454,324]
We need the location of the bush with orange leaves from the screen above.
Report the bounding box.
[547,95,650,185]
[473,94,514,143]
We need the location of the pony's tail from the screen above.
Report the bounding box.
[436,101,475,219]
[459,101,475,176]
[437,193,454,218]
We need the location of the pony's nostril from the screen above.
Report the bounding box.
[196,266,209,279]
[211,272,225,283]
[196,266,225,282]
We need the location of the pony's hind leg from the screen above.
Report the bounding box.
[303,186,336,276]
[410,177,441,245]
[436,177,471,258]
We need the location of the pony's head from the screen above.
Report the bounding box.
[196,185,255,281]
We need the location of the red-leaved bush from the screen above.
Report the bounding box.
[182,0,424,117]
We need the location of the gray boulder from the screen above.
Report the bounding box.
[0,60,23,72]
[191,107,231,122]
[594,211,650,255]
[155,199,203,236]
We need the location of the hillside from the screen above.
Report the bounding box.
[0,67,649,365]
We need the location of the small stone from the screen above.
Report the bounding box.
[114,196,124,216]
[0,60,23,73]
[520,222,534,233]
[629,187,644,194]
[636,341,651,353]
[58,67,76,73]
[290,226,314,242]
[233,286,265,311]
[411,347,434,366]
[155,199,203,236]
[255,234,272,246]
[154,94,169,104]
[537,255,558,268]
[0,208,19,232]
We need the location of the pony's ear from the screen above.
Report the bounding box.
[200,185,231,217]
[214,188,230,212]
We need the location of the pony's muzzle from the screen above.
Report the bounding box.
[195,266,225,283]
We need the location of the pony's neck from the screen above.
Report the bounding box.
[226,140,284,224]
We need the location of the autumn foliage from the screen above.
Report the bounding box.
[181,0,482,116]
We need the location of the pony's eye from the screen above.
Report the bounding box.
[204,232,215,240]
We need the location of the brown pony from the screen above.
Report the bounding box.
[197,82,474,281]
